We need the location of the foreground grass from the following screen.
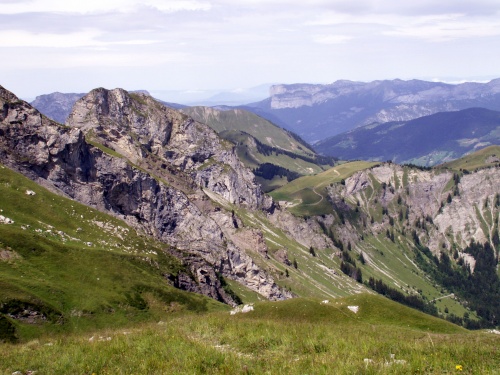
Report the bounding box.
[1,296,499,375]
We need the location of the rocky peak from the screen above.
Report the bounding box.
[1,85,21,104]
[67,87,271,210]
[1,84,289,304]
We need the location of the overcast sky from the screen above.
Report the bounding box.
[1,0,500,101]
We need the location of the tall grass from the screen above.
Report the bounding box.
[1,296,498,374]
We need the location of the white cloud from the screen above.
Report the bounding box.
[0,0,211,14]
[0,29,160,48]
[306,11,500,42]
[383,13,500,41]
[0,47,187,69]
[312,34,353,44]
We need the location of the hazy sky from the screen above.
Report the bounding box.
[1,0,500,101]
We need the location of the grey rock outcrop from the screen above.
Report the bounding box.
[332,163,499,267]
[268,208,333,250]
[0,84,289,304]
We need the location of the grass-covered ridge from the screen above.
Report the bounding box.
[0,164,227,342]
[439,145,500,171]
[1,294,498,374]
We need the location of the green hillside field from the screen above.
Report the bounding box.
[1,294,498,374]
[270,161,378,216]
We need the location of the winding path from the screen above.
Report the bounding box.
[430,293,454,302]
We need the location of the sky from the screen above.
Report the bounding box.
[1,0,500,102]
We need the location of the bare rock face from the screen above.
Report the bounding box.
[67,88,271,210]
[337,163,499,264]
[433,169,500,249]
[0,85,289,304]
[267,208,333,250]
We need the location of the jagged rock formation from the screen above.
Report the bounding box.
[268,208,333,250]
[0,84,290,304]
[30,90,185,126]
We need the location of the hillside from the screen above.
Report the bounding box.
[2,82,500,352]
[270,161,378,216]
[1,84,370,340]
[182,106,335,191]
[439,145,500,171]
[1,84,291,306]
[245,78,500,143]
[314,107,500,166]
[274,161,500,327]
[0,164,227,342]
[5,294,497,375]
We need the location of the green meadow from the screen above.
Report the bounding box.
[1,295,498,374]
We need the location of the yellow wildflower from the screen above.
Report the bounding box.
[456,364,463,371]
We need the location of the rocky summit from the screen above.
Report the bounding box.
[0,84,291,304]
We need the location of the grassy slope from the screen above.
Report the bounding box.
[0,164,227,341]
[203,189,364,299]
[183,106,315,157]
[270,161,378,215]
[223,130,324,174]
[183,107,328,191]
[270,163,478,320]
[2,294,498,375]
[439,145,500,171]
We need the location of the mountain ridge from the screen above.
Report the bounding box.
[314,107,500,166]
[245,78,500,142]
[1,83,499,338]
[0,84,291,304]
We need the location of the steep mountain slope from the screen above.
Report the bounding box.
[2,84,366,314]
[182,106,314,158]
[276,160,500,326]
[0,84,291,305]
[3,83,499,339]
[0,164,228,342]
[246,78,500,142]
[314,108,500,166]
[182,106,334,191]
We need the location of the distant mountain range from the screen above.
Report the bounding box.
[244,78,500,143]
[30,92,85,124]
[28,78,500,168]
[314,107,500,166]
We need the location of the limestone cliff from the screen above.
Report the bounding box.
[327,163,500,271]
[0,85,290,304]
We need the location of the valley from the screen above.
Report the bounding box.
[1,82,499,374]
